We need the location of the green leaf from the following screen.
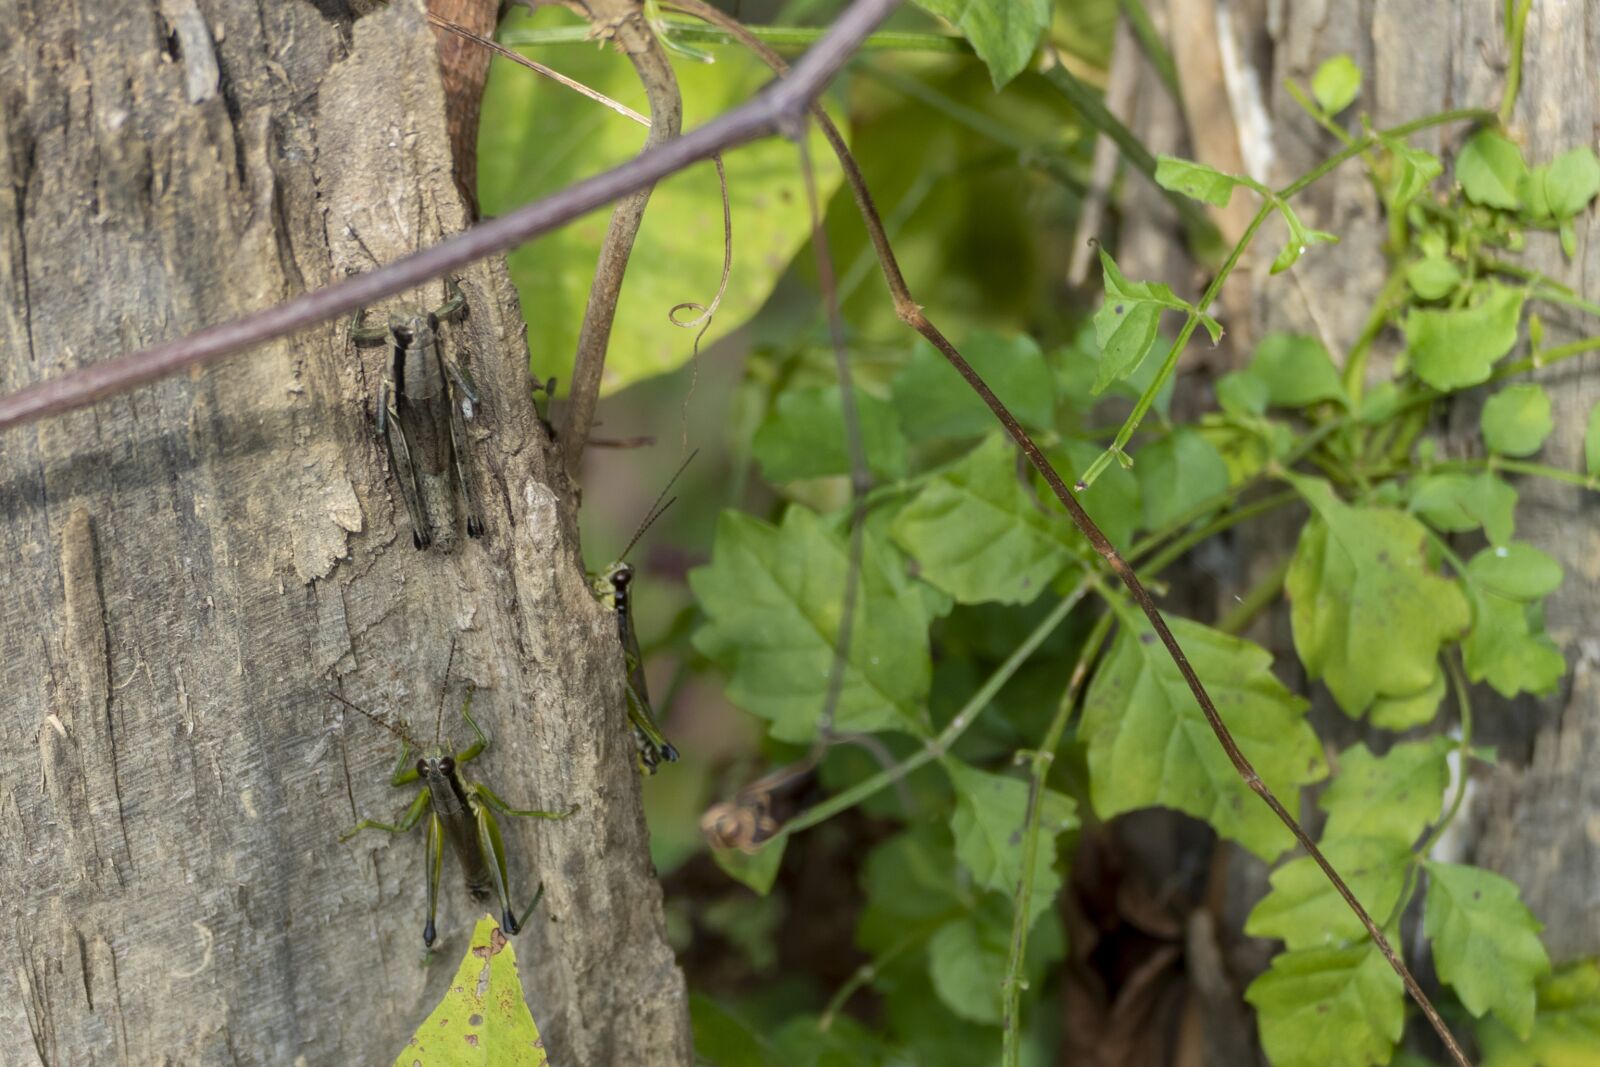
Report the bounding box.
[860,828,966,935]
[1246,943,1405,1067]
[480,11,842,394]
[913,0,1050,87]
[392,916,548,1067]
[711,837,787,895]
[947,761,1076,928]
[1271,201,1339,274]
[691,507,932,742]
[1286,477,1471,717]
[1081,614,1326,860]
[1368,666,1447,732]
[1319,739,1452,844]
[1245,837,1412,949]
[1051,438,1144,550]
[891,331,1057,441]
[1589,402,1600,476]
[926,906,1063,1025]
[1482,384,1554,456]
[1250,333,1347,408]
[1386,141,1444,212]
[1407,255,1463,301]
[1311,54,1362,114]
[1462,586,1566,699]
[1406,284,1526,391]
[1215,370,1270,417]
[1477,961,1600,1067]
[1092,249,1185,392]
[691,996,778,1067]
[1457,131,1529,210]
[1137,428,1230,529]
[1409,471,1518,546]
[1425,862,1551,1038]
[1544,147,1600,218]
[892,435,1076,605]
[1155,155,1250,207]
[752,387,909,483]
[1466,543,1564,601]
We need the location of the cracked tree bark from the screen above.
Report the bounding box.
[0,1,691,1064]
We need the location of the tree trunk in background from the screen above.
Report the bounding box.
[0,2,690,1064]
[1258,0,1600,965]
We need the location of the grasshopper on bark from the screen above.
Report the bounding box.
[334,684,575,948]
[351,278,484,551]
[589,451,697,774]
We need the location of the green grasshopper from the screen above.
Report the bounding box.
[333,663,574,948]
[590,452,697,774]
[351,277,483,551]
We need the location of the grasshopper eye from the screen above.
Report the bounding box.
[393,326,414,346]
[415,758,428,776]
[611,565,631,590]
[427,313,439,330]
[439,756,455,775]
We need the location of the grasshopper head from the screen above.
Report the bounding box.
[387,309,439,352]
[591,561,632,608]
[415,749,456,780]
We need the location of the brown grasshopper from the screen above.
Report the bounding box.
[351,278,484,550]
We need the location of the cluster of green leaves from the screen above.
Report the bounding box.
[680,39,1600,1067]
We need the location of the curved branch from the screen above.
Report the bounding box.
[559,0,682,481]
[0,0,902,435]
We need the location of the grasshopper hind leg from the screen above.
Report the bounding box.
[445,363,485,539]
[379,380,433,549]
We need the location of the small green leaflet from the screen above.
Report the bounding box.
[1456,131,1529,210]
[946,760,1076,929]
[912,0,1049,88]
[1408,255,1463,300]
[690,507,933,742]
[392,917,548,1067]
[1136,428,1230,529]
[1408,471,1518,546]
[892,331,1057,441]
[1246,836,1412,950]
[1250,333,1347,408]
[1311,54,1361,114]
[1155,155,1251,207]
[1462,586,1566,699]
[1466,543,1564,601]
[1542,147,1600,218]
[1092,249,1215,393]
[691,995,778,1067]
[1319,738,1452,844]
[752,387,909,483]
[1246,943,1405,1067]
[1385,139,1444,213]
[1215,370,1270,417]
[1424,862,1551,1039]
[1481,384,1554,457]
[1080,613,1326,861]
[1270,200,1339,274]
[891,435,1077,606]
[1405,283,1526,391]
[1286,477,1470,718]
[711,837,786,896]
[1367,666,1446,732]
[1476,961,1600,1067]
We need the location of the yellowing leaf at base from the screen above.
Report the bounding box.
[393,916,548,1067]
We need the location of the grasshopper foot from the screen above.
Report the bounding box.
[423,918,437,948]
[466,514,485,538]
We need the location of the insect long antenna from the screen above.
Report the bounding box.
[329,691,418,749]
[435,635,459,747]
[618,448,700,563]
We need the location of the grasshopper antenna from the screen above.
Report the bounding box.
[435,635,460,747]
[619,448,699,563]
[329,690,419,750]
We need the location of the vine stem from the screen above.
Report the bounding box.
[1000,608,1113,1067]
[0,0,904,434]
[667,10,1474,1061]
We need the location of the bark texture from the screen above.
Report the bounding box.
[0,2,690,1064]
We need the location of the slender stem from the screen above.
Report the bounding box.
[501,20,969,54]
[1499,0,1534,126]
[772,581,1092,842]
[1285,78,1358,147]
[818,918,949,1030]
[1281,109,1495,199]
[1137,490,1300,577]
[0,0,905,434]
[1478,257,1600,319]
[1493,457,1599,490]
[1342,267,1411,404]
[1000,610,1113,1067]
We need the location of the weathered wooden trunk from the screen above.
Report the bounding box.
[0,1,690,1063]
